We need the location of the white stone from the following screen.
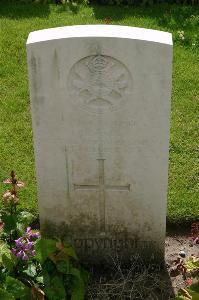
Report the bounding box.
[27,25,173,262]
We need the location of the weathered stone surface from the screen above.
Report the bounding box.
[27,25,173,263]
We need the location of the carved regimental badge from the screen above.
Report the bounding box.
[68,55,132,113]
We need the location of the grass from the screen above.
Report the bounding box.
[0,2,198,224]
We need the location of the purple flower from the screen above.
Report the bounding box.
[15,250,22,258]
[26,227,32,234]
[22,252,29,261]
[11,227,40,262]
[26,227,40,239]
[24,241,34,251]
[14,237,23,247]
[31,232,40,238]
[31,250,36,256]
[11,248,17,255]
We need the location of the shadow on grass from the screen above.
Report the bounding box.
[90,3,199,31]
[0,1,50,19]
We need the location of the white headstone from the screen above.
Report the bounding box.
[27,25,173,263]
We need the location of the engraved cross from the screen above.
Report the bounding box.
[74,159,130,232]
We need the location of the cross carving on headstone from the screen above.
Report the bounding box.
[74,159,130,232]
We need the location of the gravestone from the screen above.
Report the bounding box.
[27,25,173,263]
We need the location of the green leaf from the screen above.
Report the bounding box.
[70,268,85,300]
[36,276,44,284]
[44,275,66,300]
[0,288,14,300]
[2,253,16,272]
[50,242,78,263]
[16,211,35,235]
[185,257,199,272]
[56,260,70,274]
[70,267,81,277]
[189,283,199,293]
[42,268,51,286]
[23,264,37,278]
[35,238,57,264]
[80,268,90,286]
[1,214,17,233]
[63,244,78,261]
[0,241,10,264]
[185,284,199,300]
[0,241,17,271]
[44,259,56,273]
[176,285,199,300]
[5,276,31,299]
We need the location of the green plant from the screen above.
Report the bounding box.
[1,171,34,243]
[173,283,199,300]
[171,255,199,300]
[170,223,199,300]
[0,171,89,299]
[35,238,89,300]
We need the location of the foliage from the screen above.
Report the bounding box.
[170,224,199,300]
[0,172,89,299]
[3,0,199,5]
[170,255,199,278]
[171,256,199,300]
[185,257,199,273]
[173,284,199,300]
[5,0,89,5]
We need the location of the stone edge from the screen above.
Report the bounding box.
[26,25,173,46]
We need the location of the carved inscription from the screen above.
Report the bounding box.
[73,238,158,252]
[74,159,130,232]
[68,55,132,113]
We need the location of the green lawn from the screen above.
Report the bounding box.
[0,2,198,224]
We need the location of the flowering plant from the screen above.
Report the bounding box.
[11,227,40,261]
[0,172,88,299]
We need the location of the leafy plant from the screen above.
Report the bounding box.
[170,223,199,300]
[185,256,199,274]
[0,171,89,299]
[173,283,199,300]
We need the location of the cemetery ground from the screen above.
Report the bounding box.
[0,2,198,299]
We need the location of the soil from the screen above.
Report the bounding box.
[31,218,198,299]
[87,230,199,300]
[165,232,199,295]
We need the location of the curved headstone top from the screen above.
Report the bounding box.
[27,24,173,264]
[27,25,172,45]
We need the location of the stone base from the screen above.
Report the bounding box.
[41,220,164,265]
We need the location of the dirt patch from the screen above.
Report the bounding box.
[165,234,198,295]
[86,234,198,300]
[31,218,198,299]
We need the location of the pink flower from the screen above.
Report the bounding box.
[3,178,25,188]
[185,278,193,286]
[3,190,19,204]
